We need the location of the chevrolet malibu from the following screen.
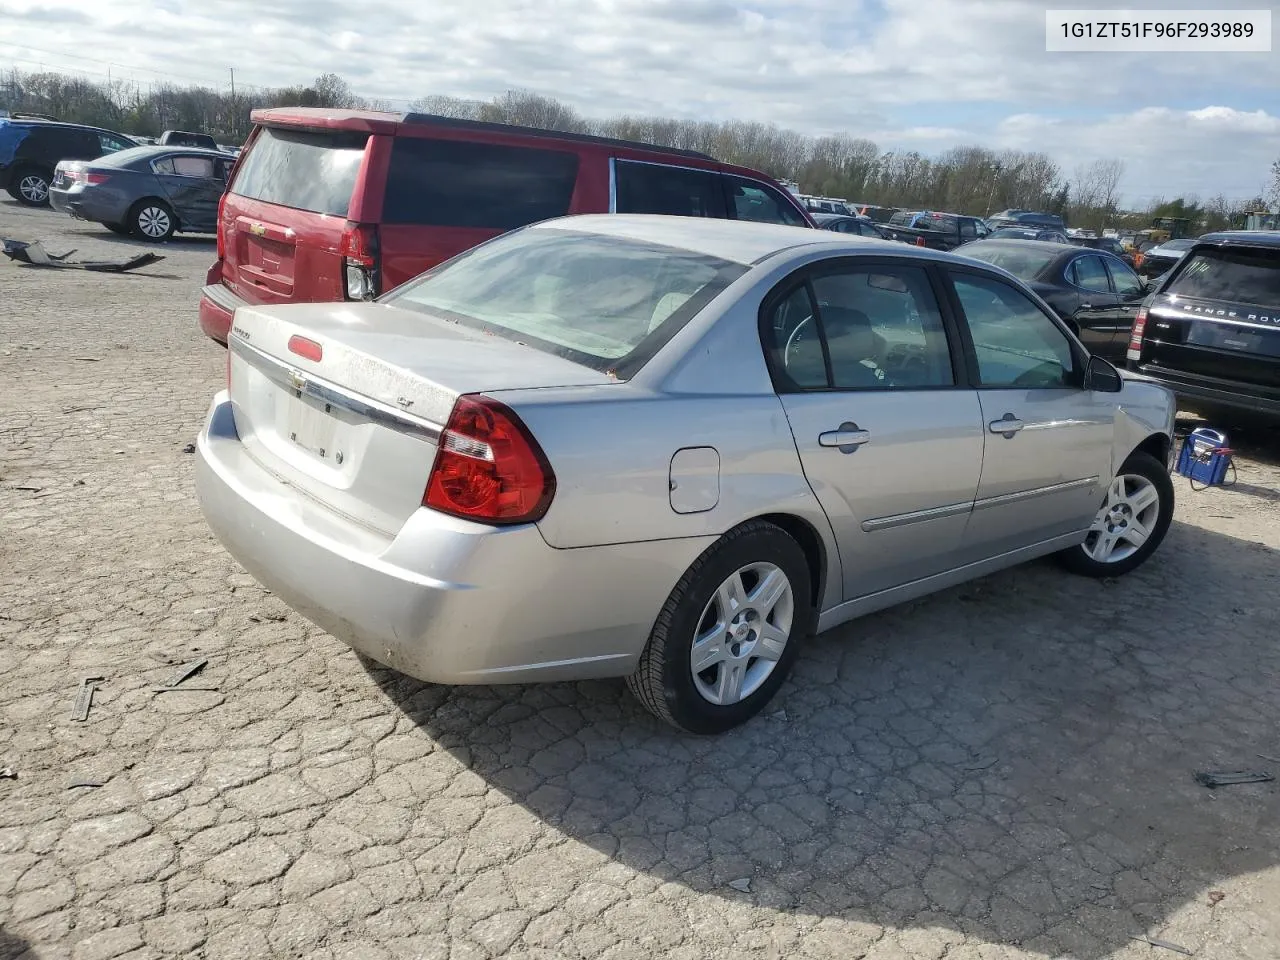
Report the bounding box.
[196,215,1177,733]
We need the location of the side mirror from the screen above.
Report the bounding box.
[1084,354,1123,393]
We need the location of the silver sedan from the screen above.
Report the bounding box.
[196,215,1177,733]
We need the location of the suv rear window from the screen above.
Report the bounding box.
[384,226,746,377]
[1167,246,1280,306]
[383,138,579,229]
[230,127,368,217]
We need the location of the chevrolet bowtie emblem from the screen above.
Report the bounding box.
[249,223,267,236]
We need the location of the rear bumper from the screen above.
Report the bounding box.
[195,392,701,684]
[1126,362,1280,418]
[199,282,244,345]
[48,188,123,224]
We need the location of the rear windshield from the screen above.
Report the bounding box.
[383,227,747,377]
[229,126,368,217]
[383,138,578,229]
[1167,246,1280,307]
[958,242,1059,280]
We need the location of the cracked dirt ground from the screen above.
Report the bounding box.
[2,196,1280,960]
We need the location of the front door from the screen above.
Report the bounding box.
[765,260,985,600]
[945,269,1116,561]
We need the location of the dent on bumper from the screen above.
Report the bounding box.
[195,393,707,684]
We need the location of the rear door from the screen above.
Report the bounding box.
[376,136,581,291]
[944,269,1115,561]
[221,125,371,305]
[1141,244,1280,390]
[768,259,984,600]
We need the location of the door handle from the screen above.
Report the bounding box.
[988,414,1024,437]
[819,427,871,450]
[1079,302,1092,309]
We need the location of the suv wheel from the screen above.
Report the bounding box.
[1056,451,1174,578]
[130,200,176,242]
[11,167,51,206]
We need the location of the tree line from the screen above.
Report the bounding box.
[2,68,1267,231]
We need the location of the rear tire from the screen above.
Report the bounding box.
[627,521,815,734]
[1056,450,1173,578]
[10,166,51,206]
[129,199,175,242]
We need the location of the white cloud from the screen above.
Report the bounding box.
[2,0,1278,200]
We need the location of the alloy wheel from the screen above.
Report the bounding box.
[689,561,794,706]
[19,174,48,204]
[137,206,171,239]
[1083,474,1161,563]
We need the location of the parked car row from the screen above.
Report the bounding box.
[0,114,234,210]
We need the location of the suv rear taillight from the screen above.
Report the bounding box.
[424,396,555,525]
[341,222,380,301]
[1127,306,1148,362]
[216,191,227,260]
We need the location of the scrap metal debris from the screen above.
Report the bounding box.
[3,238,164,273]
[1130,934,1193,955]
[66,779,104,789]
[1194,770,1274,789]
[0,767,16,780]
[71,675,104,722]
[181,443,196,454]
[152,658,218,693]
[728,878,752,893]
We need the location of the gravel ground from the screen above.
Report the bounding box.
[2,197,1279,960]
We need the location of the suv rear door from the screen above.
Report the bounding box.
[1140,244,1280,391]
[220,125,370,306]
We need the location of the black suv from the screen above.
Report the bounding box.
[0,118,136,206]
[1127,231,1280,420]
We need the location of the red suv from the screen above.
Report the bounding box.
[199,108,814,344]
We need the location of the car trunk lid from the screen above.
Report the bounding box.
[227,301,616,535]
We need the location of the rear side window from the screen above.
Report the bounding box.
[229,127,368,217]
[614,160,727,218]
[1167,247,1280,306]
[724,175,807,226]
[383,138,579,229]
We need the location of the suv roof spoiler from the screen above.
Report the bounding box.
[249,107,716,162]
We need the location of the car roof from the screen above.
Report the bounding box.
[1194,230,1280,249]
[0,117,130,137]
[529,214,900,265]
[124,144,229,157]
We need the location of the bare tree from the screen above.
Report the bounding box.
[1267,158,1280,211]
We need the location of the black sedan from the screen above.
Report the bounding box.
[1135,237,1198,279]
[954,239,1154,362]
[811,212,887,238]
[49,145,231,241]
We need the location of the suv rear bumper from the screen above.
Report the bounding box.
[1126,362,1280,418]
[199,282,245,346]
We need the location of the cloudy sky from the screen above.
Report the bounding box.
[2,0,1278,204]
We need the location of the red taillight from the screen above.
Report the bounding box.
[915,236,926,247]
[1127,306,1148,361]
[288,335,323,363]
[341,222,380,300]
[424,396,555,525]
[216,192,227,260]
[85,172,111,185]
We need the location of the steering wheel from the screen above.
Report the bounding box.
[784,314,815,369]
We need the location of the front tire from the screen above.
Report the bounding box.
[1057,450,1173,578]
[129,199,176,242]
[627,521,815,734]
[10,167,51,206]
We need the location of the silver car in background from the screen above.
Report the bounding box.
[196,215,1177,733]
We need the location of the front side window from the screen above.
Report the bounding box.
[385,227,746,377]
[763,264,955,392]
[1106,258,1144,297]
[952,273,1077,388]
[725,175,807,226]
[98,133,132,153]
[614,160,726,218]
[384,138,579,229]
[1069,255,1112,292]
[171,156,216,178]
